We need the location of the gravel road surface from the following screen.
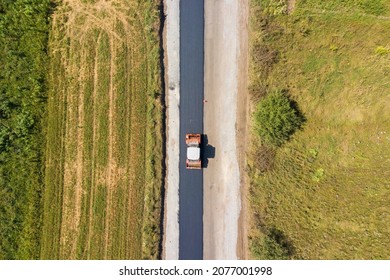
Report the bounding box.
[204,0,242,260]
[164,0,180,260]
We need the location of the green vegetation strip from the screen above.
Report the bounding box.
[0,0,50,259]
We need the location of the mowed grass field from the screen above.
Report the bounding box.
[248,0,390,259]
[41,0,163,259]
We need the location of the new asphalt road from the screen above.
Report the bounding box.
[179,0,204,260]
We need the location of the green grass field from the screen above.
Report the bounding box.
[248,0,390,259]
[41,0,163,259]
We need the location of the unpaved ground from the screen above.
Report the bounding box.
[236,0,249,260]
[287,0,296,14]
[164,0,180,260]
[204,0,248,260]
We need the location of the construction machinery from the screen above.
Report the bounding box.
[186,133,201,169]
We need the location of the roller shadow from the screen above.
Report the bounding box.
[202,134,216,168]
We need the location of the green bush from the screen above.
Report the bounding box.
[254,91,303,146]
[251,227,295,260]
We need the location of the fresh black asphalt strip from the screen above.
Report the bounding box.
[179,0,204,260]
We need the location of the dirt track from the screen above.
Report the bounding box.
[204,0,248,260]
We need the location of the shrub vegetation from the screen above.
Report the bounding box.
[254,91,303,147]
[0,0,50,259]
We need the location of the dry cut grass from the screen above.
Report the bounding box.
[41,0,163,259]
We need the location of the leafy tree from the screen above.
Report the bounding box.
[255,91,303,146]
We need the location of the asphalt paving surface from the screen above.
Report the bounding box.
[179,0,204,260]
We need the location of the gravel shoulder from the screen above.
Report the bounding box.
[163,0,180,260]
[204,0,248,260]
[236,0,249,260]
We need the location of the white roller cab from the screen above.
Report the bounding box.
[187,146,200,161]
